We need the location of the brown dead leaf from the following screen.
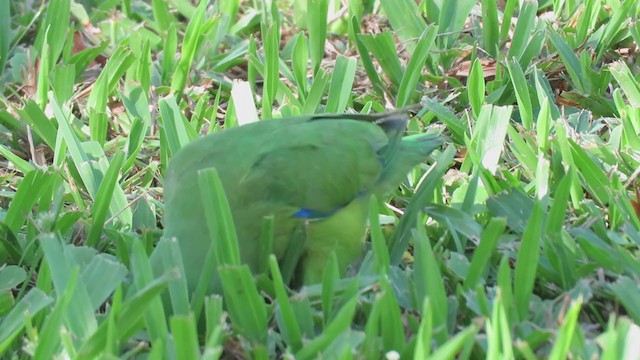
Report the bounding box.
[556,95,581,107]
[455,146,468,163]
[631,187,640,220]
[448,59,497,79]
[72,31,88,54]
[73,21,108,68]
[108,99,126,116]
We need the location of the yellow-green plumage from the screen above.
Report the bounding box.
[163,110,442,294]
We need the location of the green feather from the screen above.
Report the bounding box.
[163,110,443,293]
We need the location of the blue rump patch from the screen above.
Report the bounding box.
[293,207,340,219]
[293,208,320,219]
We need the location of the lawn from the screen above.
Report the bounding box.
[1,0,639,358]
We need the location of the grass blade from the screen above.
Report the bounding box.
[308,0,328,75]
[325,55,356,113]
[514,200,545,321]
[397,25,438,107]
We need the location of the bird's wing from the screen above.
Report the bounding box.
[238,118,390,218]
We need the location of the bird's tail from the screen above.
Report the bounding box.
[309,106,443,195]
[400,132,444,153]
[374,132,444,195]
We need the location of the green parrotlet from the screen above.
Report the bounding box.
[163,109,442,294]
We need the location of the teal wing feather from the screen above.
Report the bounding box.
[237,118,388,216]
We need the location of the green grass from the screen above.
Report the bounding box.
[1,0,640,358]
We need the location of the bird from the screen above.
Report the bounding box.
[162,108,443,295]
